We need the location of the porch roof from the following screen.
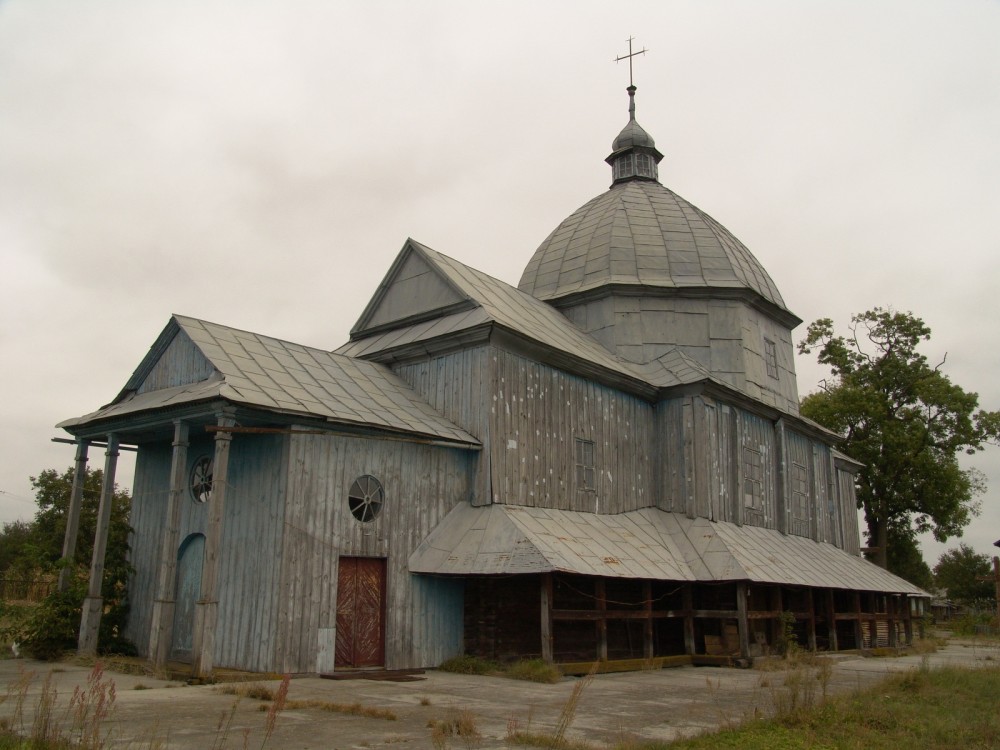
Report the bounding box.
[408,504,926,596]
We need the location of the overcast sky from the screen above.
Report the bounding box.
[1,0,998,569]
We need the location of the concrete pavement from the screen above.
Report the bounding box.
[1,638,997,749]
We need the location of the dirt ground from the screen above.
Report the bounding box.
[2,638,998,749]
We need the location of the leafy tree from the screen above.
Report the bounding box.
[885,532,935,591]
[28,466,132,579]
[933,544,994,604]
[0,466,134,658]
[0,520,36,578]
[798,308,1000,569]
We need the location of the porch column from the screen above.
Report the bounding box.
[78,434,120,656]
[736,581,750,661]
[149,420,189,668]
[193,411,235,680]
[540,573,553,662]
[58,439,90,592]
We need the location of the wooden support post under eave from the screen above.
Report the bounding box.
[58,439,90,592]
[903,596,914,645]
[643,580,654,660]
[736,582,750,661]
[682,584,696,655]
[853,592,864,649]
[149,420,189,668]
[805,588,817,651]
[193,412,235,681]
[596,579,608,662]
[826,589,838,651]
[540,573,553,663]
[888,596,898,647]
[77,434,119,656]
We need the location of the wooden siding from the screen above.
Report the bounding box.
[125,433,287,672]
[737,410,776,529]
[392,347,492,507]
[560,297,799,414]
[364,250,467,331]
[488,349,654,513]
[137,330,214,394]
[838,469,861,555]
[786,431,813,538]
[278,432,471,673]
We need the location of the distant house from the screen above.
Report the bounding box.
[58,86,926,677]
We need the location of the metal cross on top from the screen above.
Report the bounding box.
[614,36,647,87]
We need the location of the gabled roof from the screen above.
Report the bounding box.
[409,504,927,596]
[339,239,678,391]
[59,315,480,446]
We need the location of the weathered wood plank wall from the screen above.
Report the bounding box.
[137,331,214,394]
[125,434,287,672]
[278,432,471,673]
[488,349,654,513]
[392,346,492,507]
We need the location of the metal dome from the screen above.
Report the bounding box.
[518,179,791,315]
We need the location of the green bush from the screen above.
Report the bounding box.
[1,570,135,660]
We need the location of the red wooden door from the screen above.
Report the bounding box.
[335,557,386,668]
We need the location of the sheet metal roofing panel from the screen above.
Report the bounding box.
[177,316,479,443]
[62,315,480,446]
[709,522,926,594]
[411,241,650,383]
[57,377,225,429]
[518,181,790,314]
[409,504,925,596]
[409,504,696,580]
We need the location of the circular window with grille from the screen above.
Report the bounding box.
[190,456,213,504]
[348,475,383,523]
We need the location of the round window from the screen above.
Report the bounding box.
[348,475,384,523]
[190,456,213,504]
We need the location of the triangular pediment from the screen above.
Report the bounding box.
[111,317,217,404]
[351,239,476,338]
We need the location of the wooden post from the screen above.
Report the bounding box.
[58,440,90,592]
[774,420,787,535]
[596,578,608,661]
[826,589,838,651]
[540,573,553,663]
[643,581,654,660]
[903,595,914,646]
[193,411,235,681]
[995,557,1000,612]
[77,434,119,656]
[805,588,817,651]
[736,581,750,661]
[772,586,784,652]
[887,595,898,647]
[853,592,864,649]
[149,420,189,668]
[682,584,696,655]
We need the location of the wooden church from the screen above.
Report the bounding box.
[58,84,926,678]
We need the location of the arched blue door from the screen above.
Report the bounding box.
[171,533,205,662]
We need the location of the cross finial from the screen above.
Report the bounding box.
[614,36,647,88]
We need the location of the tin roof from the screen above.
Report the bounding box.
[518,180,793,320]
[409,504,926,595]
[59,315,480,446]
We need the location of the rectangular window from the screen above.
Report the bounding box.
[791,462,809,521]
[742,446,763,510]
[575,438,595,492]
[763,338,779,379]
